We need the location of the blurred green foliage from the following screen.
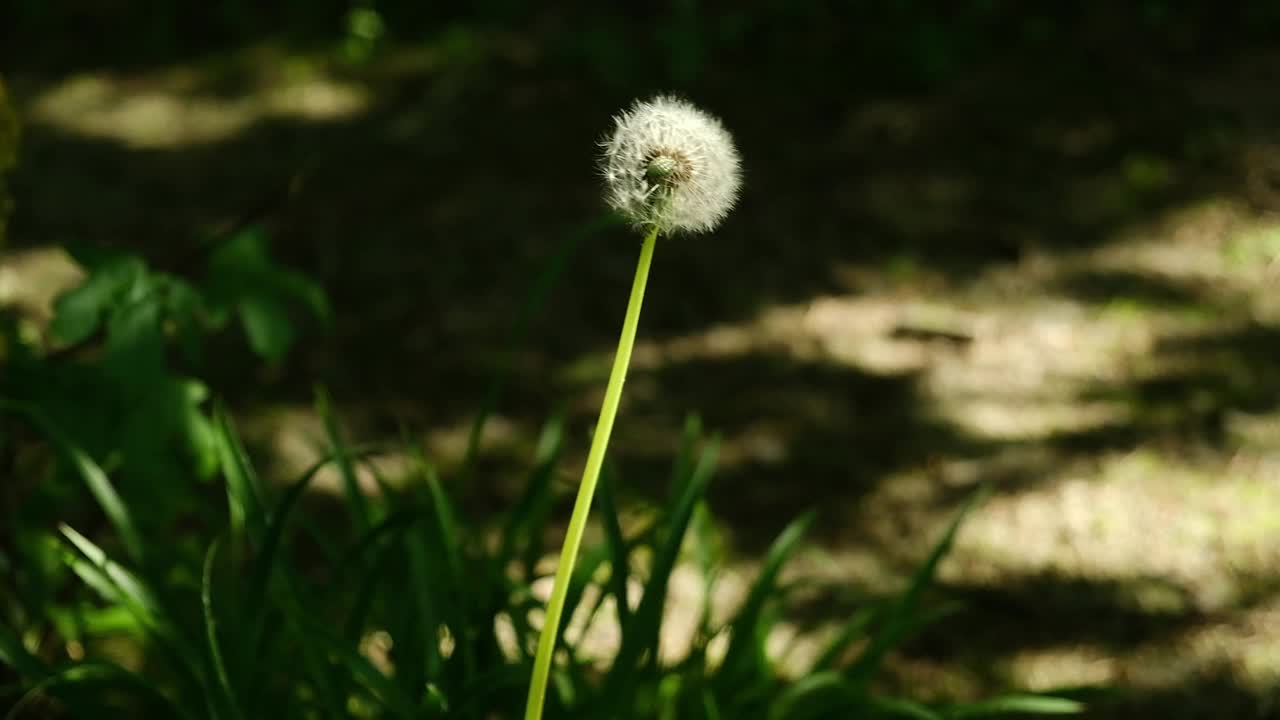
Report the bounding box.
[1,228,329,533]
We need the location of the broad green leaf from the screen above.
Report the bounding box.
[42,261,219,510]
[113,373,220,510]
[205,226,330,362]
[159,274,210,363]
[103,290,164,385]
[49,255,146,345]
[239,294,296,362]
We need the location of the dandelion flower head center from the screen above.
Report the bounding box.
[644,147,694,189]
[600,95,741,234]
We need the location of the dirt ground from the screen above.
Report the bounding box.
[5,32,1280,718]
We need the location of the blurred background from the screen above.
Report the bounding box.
[3,1,1280,717]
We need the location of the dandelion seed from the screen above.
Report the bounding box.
[600,95,741,234]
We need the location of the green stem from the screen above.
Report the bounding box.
[524,226,659,720]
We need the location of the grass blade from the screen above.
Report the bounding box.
[0,399,143,563]
[703,689,723,720]
[274,574,348,720]
[203,538,244,720]
[718,511,816,686]
[298,617,418,720]
[316,386,371,533]
[809,606,877,673]
[871,696,945,719]
[947,695,1084,717]
[197,444,337,716]
[847,487,989,686]
[666,415,702,504]
[602,437,719,705]
[213,403,266,550]
[414,449,462,582]
[58,525,184,651]
[765,671,853,720]
[404,518,443,679]
[3,661,198,720]
[343,533,399,644]
[555,543,609,654]
[337,506,423,570]
[410,444,478,689]
[690,500,721,639]
[500,413,565,577]
[596,461,632,629]
[57,525,204,701]
[243,445,385,636]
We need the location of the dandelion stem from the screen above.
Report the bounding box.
[524,225,659,720]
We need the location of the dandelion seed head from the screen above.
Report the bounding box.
[600,95,741,234]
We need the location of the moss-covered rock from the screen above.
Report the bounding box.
[0,77,18,246]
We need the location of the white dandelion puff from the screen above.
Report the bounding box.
[600,95,742,234]
[526,95,739,720]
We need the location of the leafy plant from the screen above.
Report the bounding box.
[1,227,328,530]
[0,394,1082,718]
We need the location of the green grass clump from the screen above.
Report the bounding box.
[0,393,1083,718]
[0,198,1081,719]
